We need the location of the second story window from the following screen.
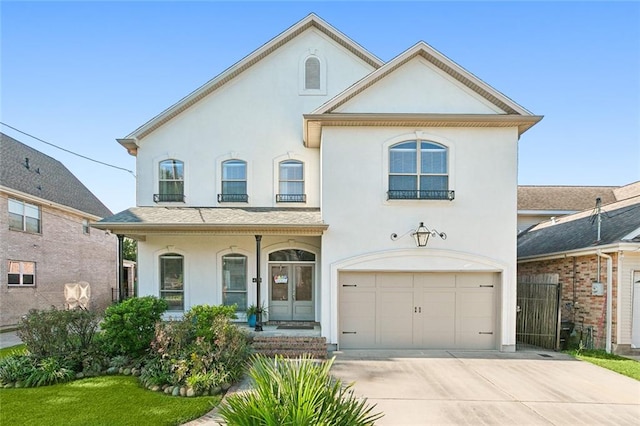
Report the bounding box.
[8,198,41,233]
[82,219,90,235]
[156,159,184,203]
[388,141,454,200]
[276,160,305,203]
[219,160,248,202]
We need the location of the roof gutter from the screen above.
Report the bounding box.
[597,250,613,354]
[517,242,640,263]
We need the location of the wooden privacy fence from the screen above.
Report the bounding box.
[516,274,561,350]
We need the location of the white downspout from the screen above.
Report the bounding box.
[597,251,613,353]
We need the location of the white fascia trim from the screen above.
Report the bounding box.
[517,209,577,216]
[621,225,640,241]
[1,186,104,221]
[517,242,640,263]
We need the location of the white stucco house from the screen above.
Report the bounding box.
[95,14,542,351]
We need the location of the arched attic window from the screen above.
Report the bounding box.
[304,56,321,90]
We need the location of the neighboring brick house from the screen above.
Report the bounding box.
[517,188,640,354]
[0,133,117,327]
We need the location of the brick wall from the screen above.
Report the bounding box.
[1,193,118,327]
[518,253,619,350]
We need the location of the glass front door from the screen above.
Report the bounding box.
[269,263,314,321]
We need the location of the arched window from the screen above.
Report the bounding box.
[388,141,453,200]
[160,253,184,311]
[222,254,247,311]
[156,159,184,202]
[277,160,305,202]
[304,57,321,90]
[219,159,248,202]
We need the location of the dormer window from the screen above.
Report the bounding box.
[219,159,248,202]
[156,159,184,203]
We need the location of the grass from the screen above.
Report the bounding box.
[568,349,640,381]
[0,344,26,358]
[0,375,220,426]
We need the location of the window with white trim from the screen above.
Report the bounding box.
[156,159,184,202]
[8,261,36,286]
[83,219,90,235]
[277,160,305,202]
[8,198,41,233]
[160,254,184,311]
[219,160,248,202]
[222,254,247,311]
[388,140,454,200]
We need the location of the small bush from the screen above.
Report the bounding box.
[17,306,100,366]
[219,355,383,426]
[0,354,36,385]
[101,296,168,357]
[146,308,250,393]
[184,304,238,340]
[24,356,75,387]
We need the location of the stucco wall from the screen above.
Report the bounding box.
[320,125,520,349]
[136,235,321,319]
[1,193,117,327]
[135,29,375,208]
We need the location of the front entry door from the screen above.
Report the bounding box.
[269,264,314,321]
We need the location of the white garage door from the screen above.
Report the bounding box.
[339,272,497,349]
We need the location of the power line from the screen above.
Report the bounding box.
[1,122,136,177]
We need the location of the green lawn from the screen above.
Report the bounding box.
[569,349,640,381]
[0,375,220,426]
[0,344,26,358]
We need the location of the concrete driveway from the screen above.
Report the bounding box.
[330,350,640,425]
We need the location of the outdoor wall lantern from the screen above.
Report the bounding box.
[391,222,447,247]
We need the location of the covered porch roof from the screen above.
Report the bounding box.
[92,207,328,240]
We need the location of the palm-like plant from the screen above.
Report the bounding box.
[219,354,383,426]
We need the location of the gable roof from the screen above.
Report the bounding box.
[517,185,618,212]
[118,13,383,152]
[303,42,542,147]
[0,133,113,218]
[313,42,534,116]
[517,195,640,259]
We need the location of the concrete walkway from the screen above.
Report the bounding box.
[330,349,640,425]
[0,331,22,349]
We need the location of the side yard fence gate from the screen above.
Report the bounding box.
[516,274,561,350]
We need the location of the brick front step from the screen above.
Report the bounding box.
[251,336,327,359]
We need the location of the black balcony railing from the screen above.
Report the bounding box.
[218,193,249,202]
[276,194,307,203]
[387,190,455,201]
[154,193,185,203]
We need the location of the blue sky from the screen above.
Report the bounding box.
[2,1,639,214]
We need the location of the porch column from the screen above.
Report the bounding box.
[117,234,126,301]
[253,235,263,331]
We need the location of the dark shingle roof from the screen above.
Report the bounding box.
[517,185,618,211]
[0,133,112,218]
[517,197,640,258]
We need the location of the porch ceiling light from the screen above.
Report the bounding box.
[391,222,447,247]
